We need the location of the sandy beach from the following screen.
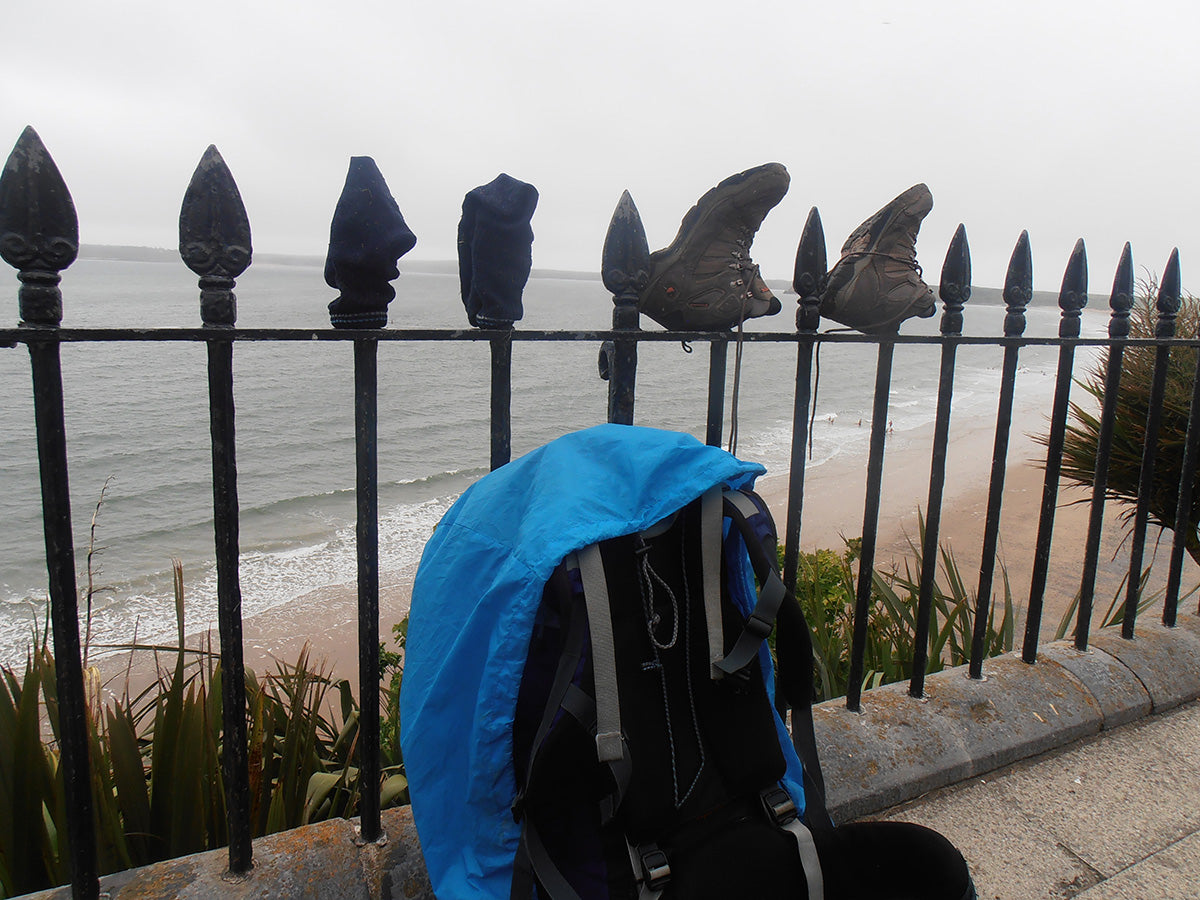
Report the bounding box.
[96,409,1200,697]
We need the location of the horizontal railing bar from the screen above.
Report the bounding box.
[4,328,1200,349]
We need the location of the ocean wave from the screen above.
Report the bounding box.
[0,490,468,669]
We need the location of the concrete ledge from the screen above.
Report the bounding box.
[816,647,1107,822]
[819,621,1200,822]
[22,621,1200,899]
[1041,642,1151,729]
[1089,618,1200,712]
[25,806,434,900]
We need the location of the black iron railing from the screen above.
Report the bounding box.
[1,126,1195,898]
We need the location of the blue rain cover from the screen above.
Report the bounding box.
[400,424,806,898]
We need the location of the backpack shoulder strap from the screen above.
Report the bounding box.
[722,488,833,831]
[712,489,789,678]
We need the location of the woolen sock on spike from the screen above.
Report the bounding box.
[325,156,417,329]
[458,173,539,327]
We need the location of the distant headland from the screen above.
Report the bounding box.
[78,244,602,283]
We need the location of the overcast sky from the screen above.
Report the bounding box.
[3,0,1196,292]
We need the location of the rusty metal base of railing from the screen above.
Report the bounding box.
[21,615,1200,900]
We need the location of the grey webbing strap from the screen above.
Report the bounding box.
[575,546,624,763]
[560,681,634,818]
[712,489,786,678]
[700,486,724,677]
[519,820,586,900]
[723,488,760,522]
[713,568,787,676]
[781,817,824,900]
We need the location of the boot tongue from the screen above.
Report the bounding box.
[841,183,932,260]
[873,183,932,259]
[873,216,923,260]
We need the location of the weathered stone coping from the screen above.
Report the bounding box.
[25,617,1200,899]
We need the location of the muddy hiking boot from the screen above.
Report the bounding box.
[638,163,789,331]
[820,183,938,334]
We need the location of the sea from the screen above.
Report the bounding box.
[0,254,1111,666]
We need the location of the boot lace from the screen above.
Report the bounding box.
[853,249,923,278]
[726,225,759,456]
[726,228,763,299]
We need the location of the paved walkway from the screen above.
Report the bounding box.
[874,698,1200,899]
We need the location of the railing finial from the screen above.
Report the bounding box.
[1057,238,1088,338]
[0,126,79,326]
[1002,231,1033,338]
[600,191,646,422]
[938,223,971,335]
[793,206,826,333]
[602,190,650,305]
[179,145,252,327]
[1155,248,1182,339]
[1108,243,1134,339]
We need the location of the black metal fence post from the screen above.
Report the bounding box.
[601,191,648,425]
[354,336,382,841]
[910,225,970,698]
[705,339,728,446]
[322,155,409,843]
[1166,275,1200,627]
[0,126,98,900]
[179,145,254,874]
[846,337,897,712]
[1023,239,1088,663]
[1122,250,1181,637]
[490,330,513,468]
[1074,245,1134,649]
[782,208,825,592]
[970,232,1031,677]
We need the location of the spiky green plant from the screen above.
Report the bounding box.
[0,562,408,897]
[1053,563,1200,641]
[783,520,1016,702]
[1055,281,1200,562]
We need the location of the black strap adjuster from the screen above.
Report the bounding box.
[639,845,671,891]
[761,786,798,826]
[745,609,774,641]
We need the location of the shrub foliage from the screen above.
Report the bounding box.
[0,568,407,898]
[1056,281,1200,562]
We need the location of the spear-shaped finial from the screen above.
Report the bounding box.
[938,223,971,335]
[793,206,826,333]
[1155,248,1182,339]
[1107,242,1134,340]
[0,126,79,325]
[601,190,650,301]
[1057,238,1088,338]
[179,145,252,327]
[1002,231,1033,338]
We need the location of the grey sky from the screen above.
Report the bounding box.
[3,0,1196,292]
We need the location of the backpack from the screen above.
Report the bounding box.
[401,425,975,899]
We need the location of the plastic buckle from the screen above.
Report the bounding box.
[761,786,797,826]
[639,846,671,891]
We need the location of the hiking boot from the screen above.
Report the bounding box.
[819,183,937,334]
[639,163,789,331]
